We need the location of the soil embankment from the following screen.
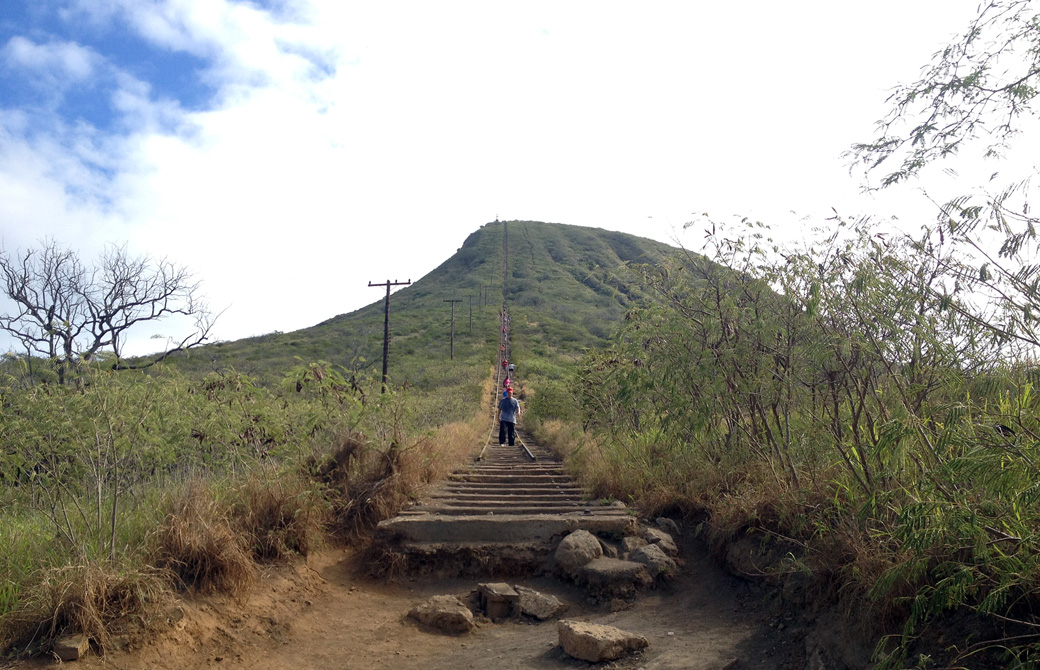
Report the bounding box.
[21,533,833,670]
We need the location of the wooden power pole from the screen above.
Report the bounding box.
[444,299,463,360]
[368,278,411,392]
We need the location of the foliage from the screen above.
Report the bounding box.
[850,0,1040,187]
[0,219,683,657]
[568,212,1040,667]
[0,350,486,654]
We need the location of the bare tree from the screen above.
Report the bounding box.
[0,239,216,382]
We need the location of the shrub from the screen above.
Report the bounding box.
[151,481,256,596]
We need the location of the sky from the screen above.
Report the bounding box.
[0,0,1008,356]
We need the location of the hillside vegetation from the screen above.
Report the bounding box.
[527,216,1040,669]
[8,211,1040,668]
[0,220,673,659]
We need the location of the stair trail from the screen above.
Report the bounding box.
[374,222,634,574]
[375,429,635,574]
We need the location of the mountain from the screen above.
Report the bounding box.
[162,221,681,411]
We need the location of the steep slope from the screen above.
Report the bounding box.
[162,221,681,406]
[503,221,673,362]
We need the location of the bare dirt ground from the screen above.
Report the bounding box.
[10,537,810,670]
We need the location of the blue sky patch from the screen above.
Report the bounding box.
[1,1,215,135]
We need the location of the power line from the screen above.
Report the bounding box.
[443,299,463,360]
[368,278,411,392]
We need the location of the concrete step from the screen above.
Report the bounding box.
[397,507,629,517]
[435,489,585,498]
[448,473,574,484]
[377,512,637,544]
[439,483,583,492]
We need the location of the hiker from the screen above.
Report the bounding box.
[508,363,515,373]
[497,387,520,446]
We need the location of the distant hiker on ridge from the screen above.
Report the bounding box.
[497,387,520,447]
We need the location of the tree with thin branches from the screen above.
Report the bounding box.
[0,239,216,383]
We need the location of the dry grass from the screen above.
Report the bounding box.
[231,471,327,561]
[418,417,484,482]
[0,562,169,656]
[533,419,584,462]
[151,481,256,597]
[317,402,486,539]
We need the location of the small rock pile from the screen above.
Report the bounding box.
[553,519,680,600]
[407,517,681,663]
[407,582,566,635]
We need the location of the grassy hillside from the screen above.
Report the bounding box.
[501,220,679,387]
[160,221,680,408]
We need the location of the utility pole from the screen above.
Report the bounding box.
[368,278,411,392]
[443,299,463,360]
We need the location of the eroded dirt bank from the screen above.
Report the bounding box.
[8,533,875,670]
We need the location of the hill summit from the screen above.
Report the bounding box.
[166,221,679,395]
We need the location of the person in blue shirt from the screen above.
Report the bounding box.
[497,387,521,446]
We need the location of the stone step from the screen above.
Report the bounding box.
[448,473,574,484]
[377,512,637,544]
[372,425,637,573]
[439,483,583,492]
[397,507,628,517]
[436,489,585,498]
[459,465,566,473]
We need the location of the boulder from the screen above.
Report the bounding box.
[408,595,475,635]
[516,586,567,620]
[53,634,90,662]
[643,527,679,556]
[599,538,620,559]
[629,543,678,578]
[655,517,681,537]
[621,535,648,554]
[557,620,649,662]
[477,582,519,620]
[554,529,603,574]
[578,557,652,599]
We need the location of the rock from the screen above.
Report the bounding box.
[557,619,649,662]
[408,595,475,635]
[621,535,648,554]
[515,586,567,620]
[53,633,90,661]
[599,538,620,559]
[629,543,678,578]
[554,529,603,574]
[578,557,652,598]
[477,582,519,620]
[643,527,679,556]
[655,517,681,537]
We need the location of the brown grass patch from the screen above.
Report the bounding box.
[231,471,327,561]
[0,562,169,656]
[317,416,484,538]
[152,481,256,597]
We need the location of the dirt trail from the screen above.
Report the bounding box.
[23,535,808,670]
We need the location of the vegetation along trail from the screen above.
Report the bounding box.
[12,5,1040,668]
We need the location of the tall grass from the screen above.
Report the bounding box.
[0,356,493,657]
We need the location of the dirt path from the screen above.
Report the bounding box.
[24,534,808,670]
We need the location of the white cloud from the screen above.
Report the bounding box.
[0,0,1015,358]
[2,35,100,85]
